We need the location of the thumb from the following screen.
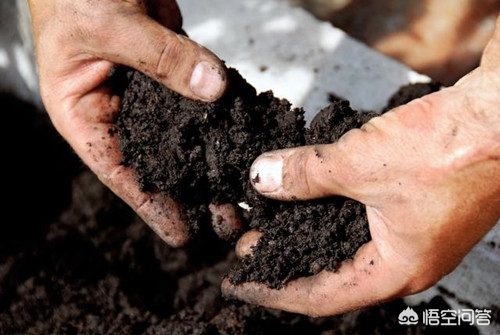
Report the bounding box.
[250,138,369,201]
[93,14,227,102]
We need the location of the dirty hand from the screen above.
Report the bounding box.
[222,18,500,317]
[28,0,231,246]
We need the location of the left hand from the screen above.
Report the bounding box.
[28,0,229,246]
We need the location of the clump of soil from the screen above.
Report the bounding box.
[116,67,377,289]
[382,82,443,113]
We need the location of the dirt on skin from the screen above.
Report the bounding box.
[0,77,487,334]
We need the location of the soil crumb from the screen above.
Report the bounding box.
[116,67,376,289]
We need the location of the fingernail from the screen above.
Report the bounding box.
[250,155,283,193]
[190,61,225,101]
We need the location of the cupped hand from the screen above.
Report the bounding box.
[222,17,500,316]
[28,0,233,246]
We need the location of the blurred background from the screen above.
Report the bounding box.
[290,0,500,86]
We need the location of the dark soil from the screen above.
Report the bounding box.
[0,78,486,334]
[116,67,376,289]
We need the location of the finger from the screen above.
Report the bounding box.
[89,11,227,102]
[58,87,190,247]
[83,127,189,247]
[222,241,414,317]
[209,203,244,242]
[249,138,369,201]
[235,230,262,259]
[249,114,401,202]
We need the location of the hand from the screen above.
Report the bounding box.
[222,17,500,317]
[28,0,230,246]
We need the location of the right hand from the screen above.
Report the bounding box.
[222,15,500,316]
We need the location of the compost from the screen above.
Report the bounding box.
[116,67,375,289]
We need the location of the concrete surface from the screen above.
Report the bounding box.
[178,0,430,123]
[0,0,40,108]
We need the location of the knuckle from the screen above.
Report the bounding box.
[155,34,189,81]
[281,147,319,199]
[335,130,373,186]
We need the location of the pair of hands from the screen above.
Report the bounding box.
[29,0,500,316]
